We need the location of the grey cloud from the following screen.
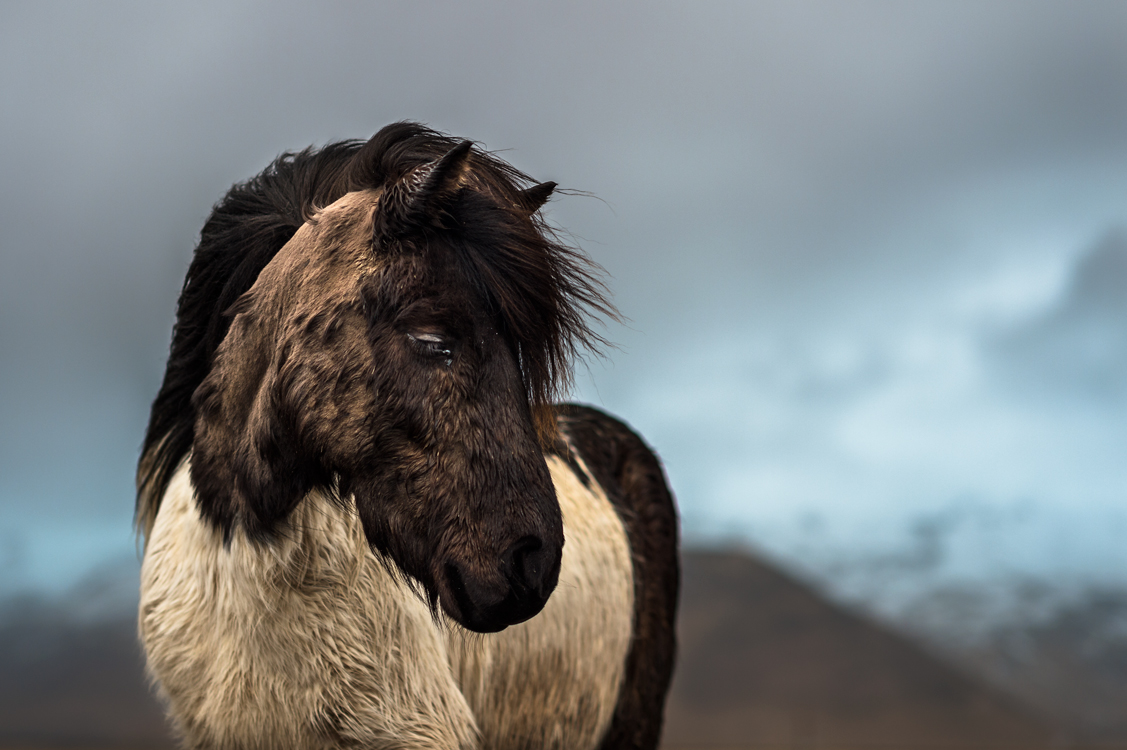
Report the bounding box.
[991,230,1127,397]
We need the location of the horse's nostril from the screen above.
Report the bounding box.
[503,535,555,597]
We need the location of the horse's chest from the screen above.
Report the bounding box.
[139,458,633,750]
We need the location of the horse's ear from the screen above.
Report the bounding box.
[517,181,556,214]
[188,309,315,541]
[374,140,474,242]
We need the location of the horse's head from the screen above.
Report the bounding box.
[185,129,608,633]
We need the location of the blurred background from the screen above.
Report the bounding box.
[2,1,1127,747]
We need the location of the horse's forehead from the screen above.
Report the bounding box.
[319,188,382,216]
[252,193,381,302]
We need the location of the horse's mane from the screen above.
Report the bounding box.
[138,122,612,535]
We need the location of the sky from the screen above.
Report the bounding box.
[1,1,1126,615]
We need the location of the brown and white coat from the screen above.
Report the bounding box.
[137,124,678,750]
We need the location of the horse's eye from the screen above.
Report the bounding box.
[408,332,454,362]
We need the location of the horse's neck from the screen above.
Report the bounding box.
[251,487,373,593]
[142,461,479,750]
[152,461,382,605]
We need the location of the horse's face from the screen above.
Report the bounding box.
[191,167,568,632]
[353,227,565,634]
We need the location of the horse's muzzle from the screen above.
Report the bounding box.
[439,536,562,633]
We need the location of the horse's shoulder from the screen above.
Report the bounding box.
[553,403,675,526]
[552,403,679,750]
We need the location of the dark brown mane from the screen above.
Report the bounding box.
[138,122,613,534]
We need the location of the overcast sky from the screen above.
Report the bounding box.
[2,1,1126,607]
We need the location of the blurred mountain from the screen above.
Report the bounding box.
[904,581,1127,744]
[3,548,1121,749]
[0,593,172,749]
[664,550,1059,748]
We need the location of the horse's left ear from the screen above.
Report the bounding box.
[374,140,474,242]
[517,181,556,214]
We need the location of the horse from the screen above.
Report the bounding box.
[136,122,679,750]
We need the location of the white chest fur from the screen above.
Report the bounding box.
[139,456,633,750]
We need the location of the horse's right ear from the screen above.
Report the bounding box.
[373,140,474,242]
[188,307,315,542]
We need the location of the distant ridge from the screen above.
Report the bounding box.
[0,596,172,749]
[662,550,1058,749]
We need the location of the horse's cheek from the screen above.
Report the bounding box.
[283,335,380,467]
